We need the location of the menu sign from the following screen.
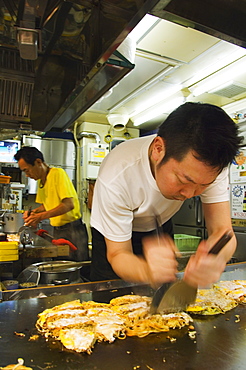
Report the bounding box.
[230,183,246,219]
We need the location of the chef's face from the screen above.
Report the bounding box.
[150,137,219,201]
[18,158,42,180]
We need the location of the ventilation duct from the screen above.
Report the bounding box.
[210,82,246,99]
[107,114,129,132]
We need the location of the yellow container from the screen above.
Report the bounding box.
[0,249,19,256]
[0,241,19,250]
[0,254,19,261]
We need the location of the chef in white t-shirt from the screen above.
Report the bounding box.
[90,102,242,288]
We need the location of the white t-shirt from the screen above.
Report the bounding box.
[90,134,229,242]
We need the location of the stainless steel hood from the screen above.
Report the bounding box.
[0,0,158,132]
[151,0,246,49]
[0,0,246,133]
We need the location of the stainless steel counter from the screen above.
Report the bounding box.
[1,264,246,369]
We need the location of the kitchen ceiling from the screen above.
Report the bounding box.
[1,0,246,135]
[84,11,246,132]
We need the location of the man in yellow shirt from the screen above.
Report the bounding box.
[14,146,89,262]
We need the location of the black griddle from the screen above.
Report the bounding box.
[1,264,246,370]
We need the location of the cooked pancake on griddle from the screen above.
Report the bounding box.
[124,311,193,337]
[0,366,33,370]
[186,287,238,315]
[213,280,246,303]
[36,294,193,354]
[0,358,32,369]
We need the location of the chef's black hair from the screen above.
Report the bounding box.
[157,102,243,171]
[14,146,44,166]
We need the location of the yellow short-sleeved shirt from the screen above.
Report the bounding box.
[36,167,81,227]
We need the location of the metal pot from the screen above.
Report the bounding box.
[0,232,7,241]
[32,260,90,285]
[3,212,24,233]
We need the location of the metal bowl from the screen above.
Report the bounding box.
[32,260,83,285]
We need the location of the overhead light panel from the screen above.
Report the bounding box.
[130,84,182,117]
[190,56,246,97]
[129,14,160,43]
[109,65,175,112]
[132,96,184,126]
[186,41,246,88]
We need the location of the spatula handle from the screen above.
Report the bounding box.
[27,206,32,217]
[209,230,233,255]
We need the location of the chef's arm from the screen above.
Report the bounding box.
[203,201,236,260]
[24,198,74,226]
[23,204,45,220]
[184,201,236,288]
[105,235,178,286]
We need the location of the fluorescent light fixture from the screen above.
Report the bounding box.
[190,55,246,96]
[132,96,184,126]
[192,77,232,97]
[130,84,182,117]
[129,14,160,43]
[109,65,175,112]
[186,41,246,88]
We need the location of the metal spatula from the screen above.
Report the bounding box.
[150,229,233,314]
[18,206,32,233]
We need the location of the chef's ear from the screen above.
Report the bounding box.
[152,136,165,161]
[35,158,43,166]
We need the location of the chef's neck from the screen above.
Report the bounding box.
[40,163,50,186]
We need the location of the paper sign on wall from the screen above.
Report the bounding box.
[230,148,246,183]
[230,183,246,219]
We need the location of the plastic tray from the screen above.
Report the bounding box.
[0,175,11,184]
[174,234,201,251]
[0,241,19,250]
[0,254,19,261]
[0,249,18,256]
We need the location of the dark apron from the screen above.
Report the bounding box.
[53,218,89,262]
[90,219,173,281]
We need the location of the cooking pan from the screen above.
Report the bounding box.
[32,260,91,285]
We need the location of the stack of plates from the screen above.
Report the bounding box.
[0,241,19,261]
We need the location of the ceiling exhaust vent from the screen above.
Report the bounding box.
[211,82,246,99]
[0,49,35,123]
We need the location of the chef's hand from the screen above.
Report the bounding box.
[183,239,226,288]
[143,234,179,288]
[23,210,43,228]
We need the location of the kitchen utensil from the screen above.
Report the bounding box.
[36,260,91,271]
[17,265,40,287]
[0,210,6,233]
[31,260,89,285]
[2,280,19,290]
[19,228,33,246]
[18,206,32,233]
[0,232,7,241]
[36,228,77,250]
[150,229,233,314]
